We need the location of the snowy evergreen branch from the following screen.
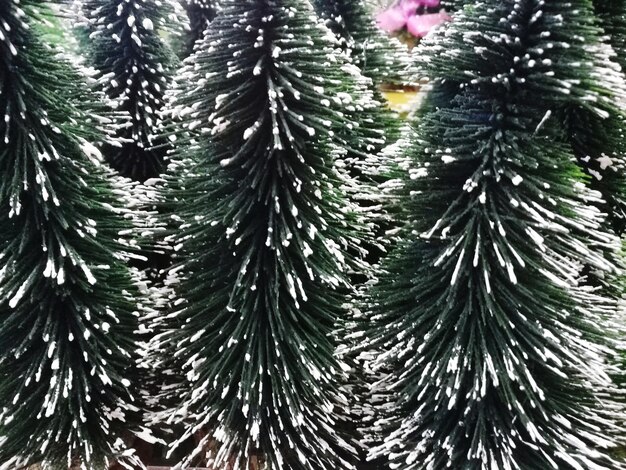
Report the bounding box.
[150,1,387,468]
[312,0,415,86]
[364,1,626,468]
[82,0,174,181]
[0,1,146,468]
[181,0,218,56]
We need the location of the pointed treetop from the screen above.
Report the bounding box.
[0,1,144,467]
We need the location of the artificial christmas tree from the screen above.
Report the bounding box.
[309,1,416,239]
[82,0,172,181]
[310,0,409,218]
[588,0,626,235]
[312,0,412,87]
[154,0,377,468]
[0,1,144,468]
[181,0,217,55]
[364,1,626,469]
[594,0,626,70]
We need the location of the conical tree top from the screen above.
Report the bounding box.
[0,1,144,468]
[155,0,375,468]
[83,0,173,181]
[364,0,626,468]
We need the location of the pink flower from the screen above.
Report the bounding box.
[376,0,448,35]
[399,0,422,15]
[376,6,407,32]
[406,11,451,38]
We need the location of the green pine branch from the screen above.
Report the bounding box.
[82,0,174,181]
[312,0,414,86]
[0,1,144,468]
[364,1,626,468]
[181,0,218,55]
[154,0,379,468]
[594,0,626,71]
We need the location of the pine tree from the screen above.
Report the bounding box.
[82,0,172,181]
[593,0,626,418]
[308,0,414,231]
[0,2,144,468]
[155,0,373,468]
[307,5,414,469]
[594,0,626,70]
[365,1,626,468]
[309,0,409,218]
[312,0,412,87]
[181,0,217,55]
[587,0,626,235]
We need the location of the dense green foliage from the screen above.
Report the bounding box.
[83,0,173,181]
[364,1,626,468]
[0,1,624,469]
[0,1,143,468]
[181,0,217,54]
[310,0,408,230]
[312,0,412,86]
[595,0,626,70]
[589,0,626,235]
[154,0,377,468]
